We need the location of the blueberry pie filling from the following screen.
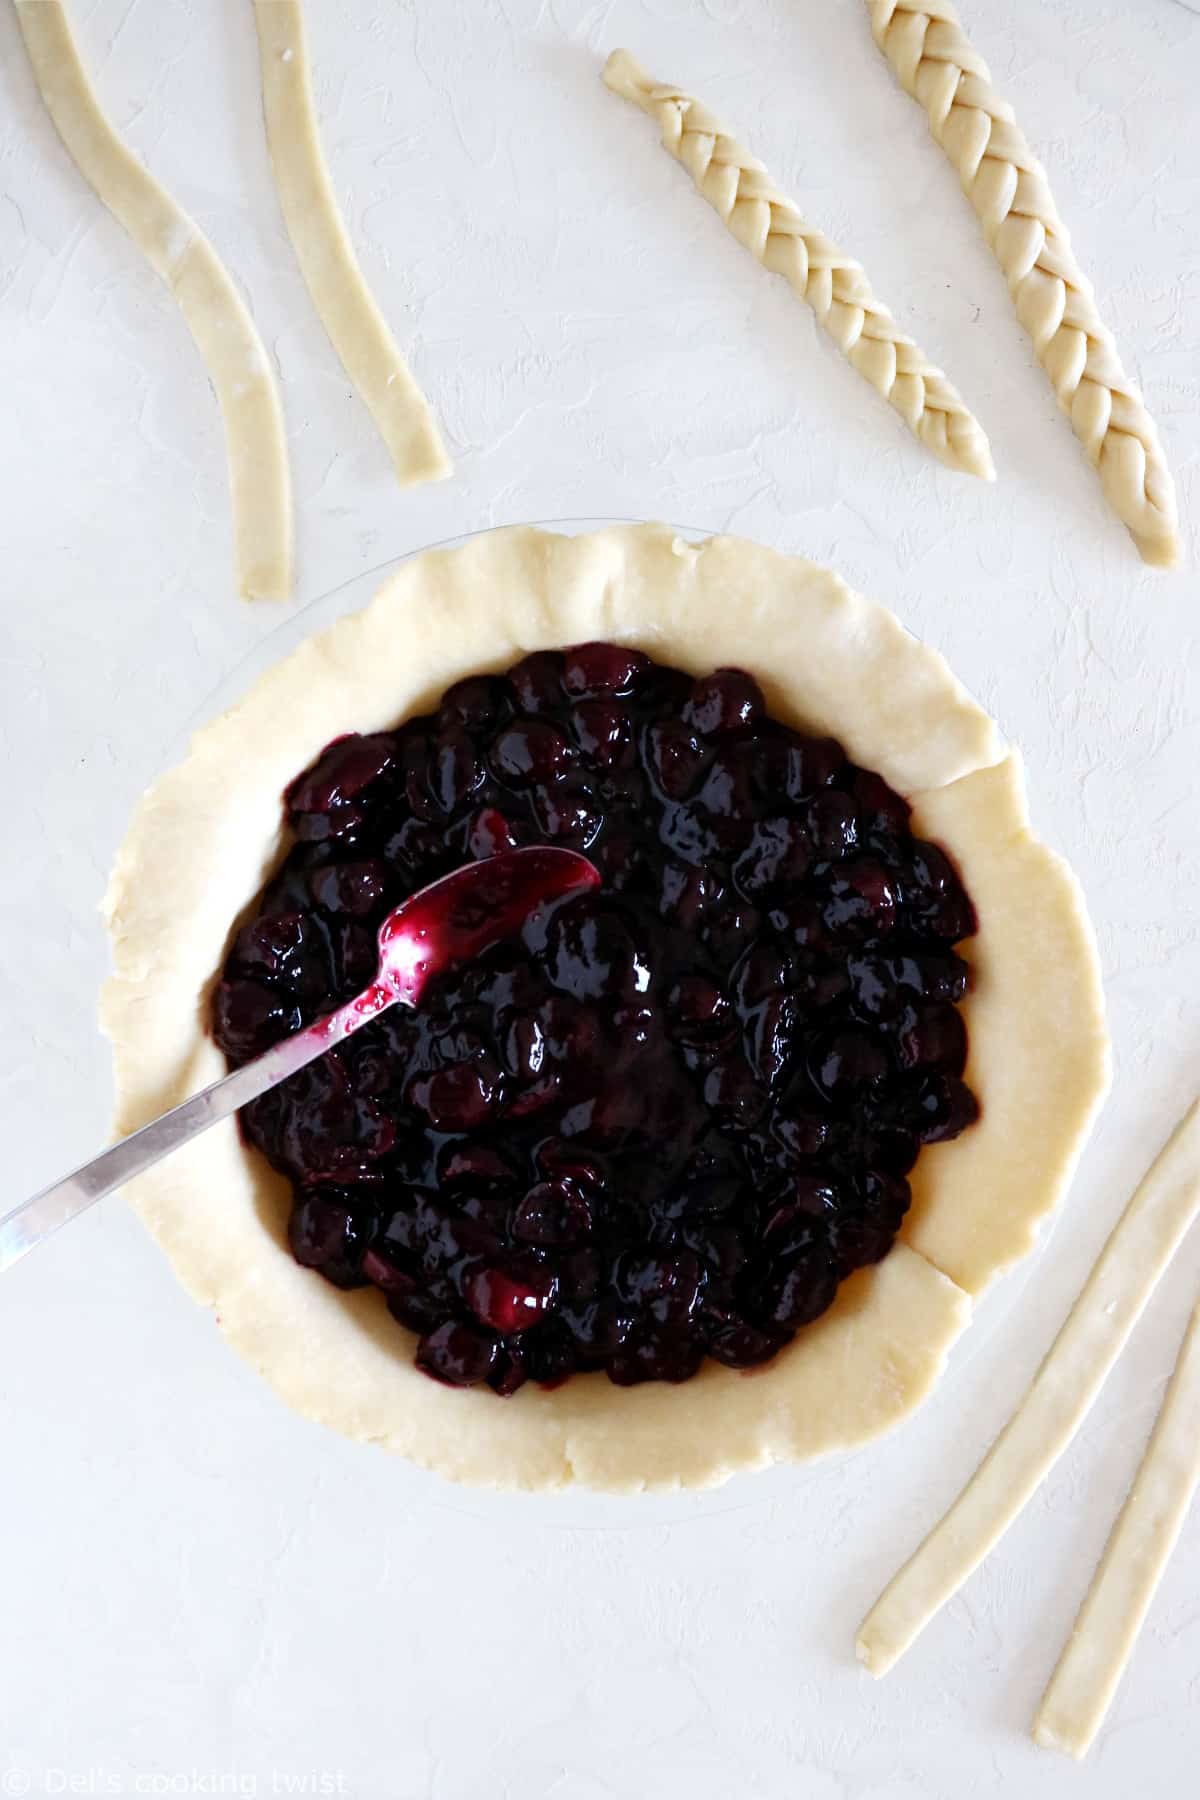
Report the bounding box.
[214,643,980,1395]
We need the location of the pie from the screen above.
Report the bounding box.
[215,642,984,1393]
[101,523,1110,1490]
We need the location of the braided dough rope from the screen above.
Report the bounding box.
[867,1,1181,567]
[603,50,993,481]
[15,0,292,600]
[253,1,450,489]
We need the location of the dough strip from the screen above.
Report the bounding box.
[253,0,450,488]
[857,1096,1200,1677]
[603,49,993,482]
[15,0,293,601]
[1034,1291,1200,1758]
[866,1,1180,566]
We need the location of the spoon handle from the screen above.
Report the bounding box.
[0,987,400,1275]
[4,848,598,1276]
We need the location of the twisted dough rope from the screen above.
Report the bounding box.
[604,50,993,481]
[867,1,1181,567]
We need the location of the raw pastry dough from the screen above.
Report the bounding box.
[1034,1289,1200,1758]
[866,1,1181,567]
[252,0,450,489]
[906,757,1109,1293]
[15,0,292,601]
[603,50,993,481]
[100,524,1106,1490]
[857,1096,1200,1676]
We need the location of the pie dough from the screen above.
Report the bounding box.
[857,1095,1200,1679]
[1035,1284,1200,1759]
[100,524,1108,1490]
[15,0,293,601]
[252,0,450,490]
[866,1,1181,568]
[603,50,993,482]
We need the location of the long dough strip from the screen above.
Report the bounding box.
[253,0,450,489]
[603,49,993,481]
[867,1,1181,566]
[1034,1293,1200,1758]
[857,1096,1200,1677]
[15,0,292,601]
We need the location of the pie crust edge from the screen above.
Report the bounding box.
[100,523,1109,1490]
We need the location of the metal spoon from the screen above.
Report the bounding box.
[1,847,600,1274]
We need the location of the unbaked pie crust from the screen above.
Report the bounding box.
[101,524,1110,1490]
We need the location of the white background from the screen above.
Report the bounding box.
[2,0,1199,1794]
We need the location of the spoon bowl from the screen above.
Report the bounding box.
[1,848,600,1274]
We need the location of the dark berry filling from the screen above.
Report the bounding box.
[214,645,979,1394]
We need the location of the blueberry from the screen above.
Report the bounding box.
[467,806,521,860]
[572,699,634,767]
[658,864,724,930]
[464,1259,557,1334]
[733,941,794,1008]
[229,910,308,982]
[288,1194,368,1288]
[770,1111,831,1164]
[361,1248,417,1294]
[812,1029,889,1099]
[667,975,735,1046]
[438,674,513,736]
[530,782,604,846]
[488,1345,530,1396]
[644,720,710,799]
[747,994,798,1087]
[384,815,447,878]
[914,1074,980,1141]
[286,733,396,817]
[608,1327,706,1386]
[904,841,977,941]
[617,1250,705,1326]
[755,1245,838,1330]
[508,650,566,714]
[683,669,764,737]
[703,1061,768,1128]
[437,1142,516,1189]
[512,1180,593,1246]
[416,1320,500,1386]
[851,769,911,836]
[698,745,758,822]
[782,733,845,798]
[734,817,812,896]
[213,979,302,1062]
[833,1217,895,1276]
[705,1313,786,1368]
[548,902,651,1001]
[432,728,484,811]
[309,859,389,919]
[490,721,573,786]
[823,858,898,938]
[806,789,859,857]
[562,643,649,697]
[386,1289,447,1336]
[409,1062,501,1130]
[897,1003,968,1073]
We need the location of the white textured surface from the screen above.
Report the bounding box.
[1,0,1198,1792]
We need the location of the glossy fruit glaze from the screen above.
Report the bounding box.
[214,644,979,1394]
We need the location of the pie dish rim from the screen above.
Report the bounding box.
[100,520,1111,1491]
